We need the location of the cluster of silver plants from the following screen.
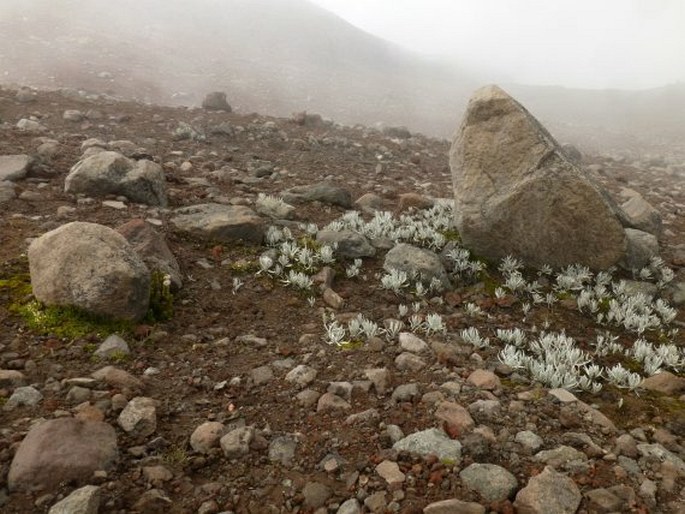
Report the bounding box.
[256,225,339,295]
[323,202,453,251]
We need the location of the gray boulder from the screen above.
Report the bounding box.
[0,154,30,181]
[392,428,462,463]
[28,222,151,321]
[117,218,183,290]
[0,181,16,203]
[513,466,581,514]
[450,85,626,269]
[621,228,659,271]
[620,194,662,236]
[48,485,101,514]
[316,230,376,258]
[8,418,118,492]
[459,463,518,502]
[282,182,352,208]
[65,151,167,206]
[384,243,450,288]
[171,203,264,244]
[202,91,232,111]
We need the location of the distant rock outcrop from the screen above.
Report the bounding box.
[450,85,626,269]
[201,91,232,112]
[64,151,167,206]
[28,222,151,321]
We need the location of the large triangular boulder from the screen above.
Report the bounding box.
[450,85,626,269]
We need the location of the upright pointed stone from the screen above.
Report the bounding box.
[450,85,626,269]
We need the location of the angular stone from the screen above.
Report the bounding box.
[365,368,390,395]
[466,369,501,390]
[394,352,426,371]
[268,435,298,466]
[171,203,264,244]
[423,499,485,514]
[435,401,475,433]
[251,365,274,386]
[640,371,685,395]
[375,460,405,485]
[202,91,232,111]
[534,445,587,467]
[317,392,351,413]
[91,366,144,392]
[516,430,544,452]
[285,364,317,387]
[65,151,167,206]
[316,230,376,258]
[393,428,462,463]
[0,154,30,181]
[337,498,362,514]
[281,182,352,207]
[399,332,428,353]
[190,422,226,454]
[620,194,662,236]
[28,222,150,321]
[220,426,254,458]
[384,243,450,288]
[117,218,183,290]
[0,369,26,388]
[303,481,332,508]
[450,85,626,269]
[8,418,118,492]
[0,181,16,203]
[459,463,518,501]
[48,485,101,514]
[94,334,130,359]
[6,386,43,408]
[391,383,420,403]
[513,466,581,514]
[621,228,659,270]
[117,397,157,438]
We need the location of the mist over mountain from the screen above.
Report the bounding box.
[1,0,683,157]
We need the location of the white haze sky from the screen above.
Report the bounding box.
[310,0,685,90]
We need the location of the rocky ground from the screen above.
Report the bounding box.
[0,85,684,514]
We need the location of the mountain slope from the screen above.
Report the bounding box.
[1,0,683,157]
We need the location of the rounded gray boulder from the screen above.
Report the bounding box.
[28,221,151,321]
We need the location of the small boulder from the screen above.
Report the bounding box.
[65,151,167,206]
[202,91,232,112]
[48,485,101,514]
[0,154,30,181]
[281,182,352,207]
[620,194,662,236]
[621,228,659,271]
[459,463,518,501]
[117,218,182,290]
[384,243,450,289]
[316,230,376,258]
[8,418,118,492]
[28,222,150,321]
[118,396,157,439]
[513,466,581,514]
[393,428,462,463]
[171,203,264,244]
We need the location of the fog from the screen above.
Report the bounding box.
[1,0,684,157]
[311,0,685,90]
